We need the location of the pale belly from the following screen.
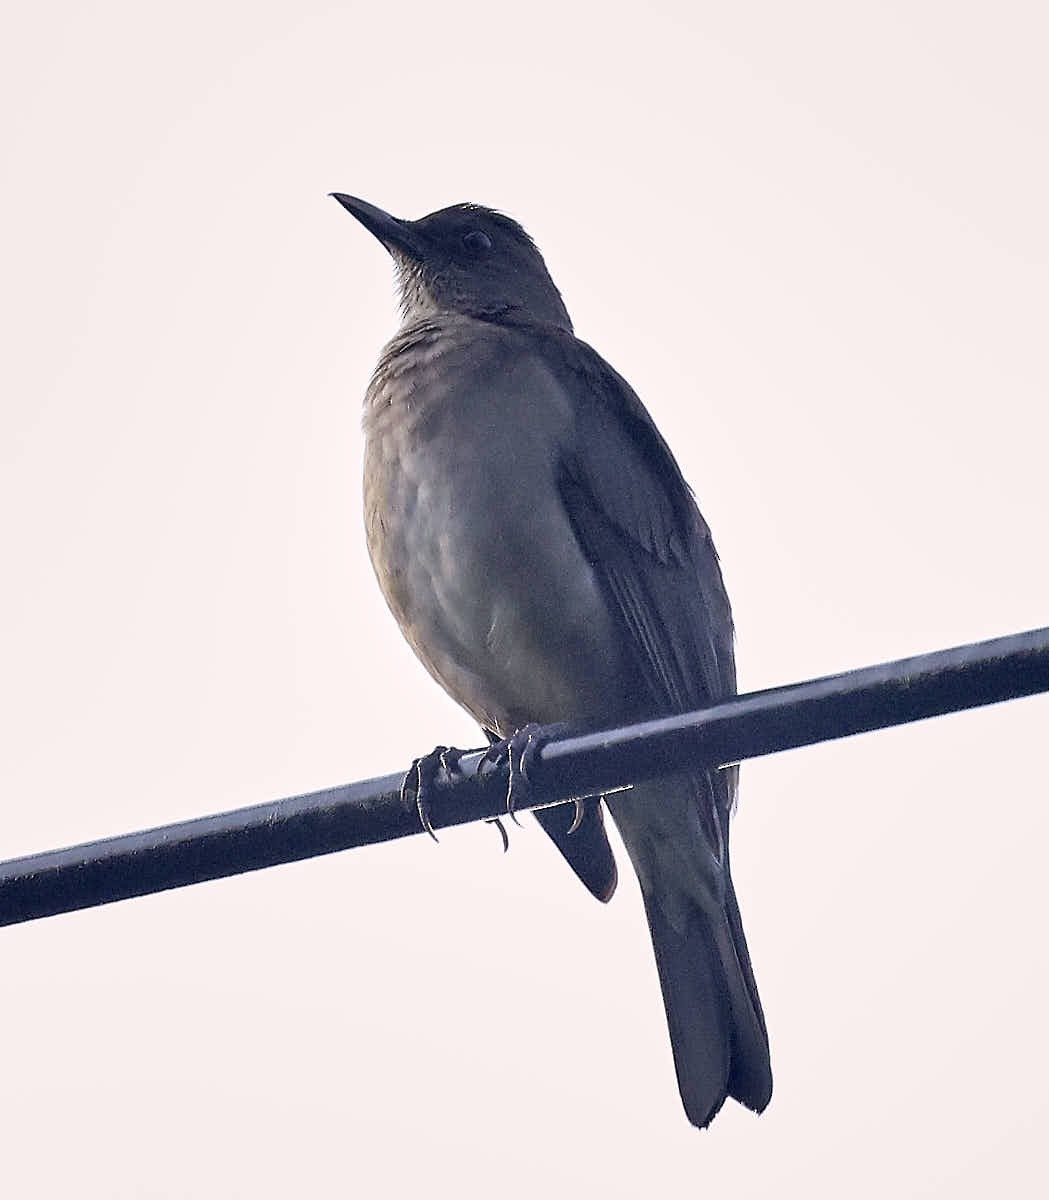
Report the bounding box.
[363,377,630,736]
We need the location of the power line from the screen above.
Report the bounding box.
[2,626,1047,928]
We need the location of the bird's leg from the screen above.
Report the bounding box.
[400,745,468,842]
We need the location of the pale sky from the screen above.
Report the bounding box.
[2,3,1047,1196]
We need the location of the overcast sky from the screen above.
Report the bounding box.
[2,3,1047,1196]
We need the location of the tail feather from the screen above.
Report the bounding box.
[641,882,772,1127]
[721,871,772,1107]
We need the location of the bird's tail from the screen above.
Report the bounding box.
[640,871,772,1127]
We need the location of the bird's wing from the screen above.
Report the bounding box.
[551,336,735,708]
[540,333,738,842]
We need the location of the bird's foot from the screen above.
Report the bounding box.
[401,745,467,842]
[479,722,568,824]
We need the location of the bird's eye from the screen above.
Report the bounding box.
[461,230,492,254]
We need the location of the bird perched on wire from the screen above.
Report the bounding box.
[332,193,772,1128]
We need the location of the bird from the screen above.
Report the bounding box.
[332,192,772,1128]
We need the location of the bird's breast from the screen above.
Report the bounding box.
[360,319,626,731]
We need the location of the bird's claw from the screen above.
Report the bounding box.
[566,797,585,836]
[485,816,510,853]
[401,744,468,842]
[480,722,563,825]
[405,724,565,847]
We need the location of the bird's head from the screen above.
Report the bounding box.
[332,194,572,332]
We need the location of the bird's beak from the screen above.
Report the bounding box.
[330,193,427,261]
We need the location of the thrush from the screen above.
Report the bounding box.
[333,193,772,1127]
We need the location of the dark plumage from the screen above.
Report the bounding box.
[333,193,772,1127]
